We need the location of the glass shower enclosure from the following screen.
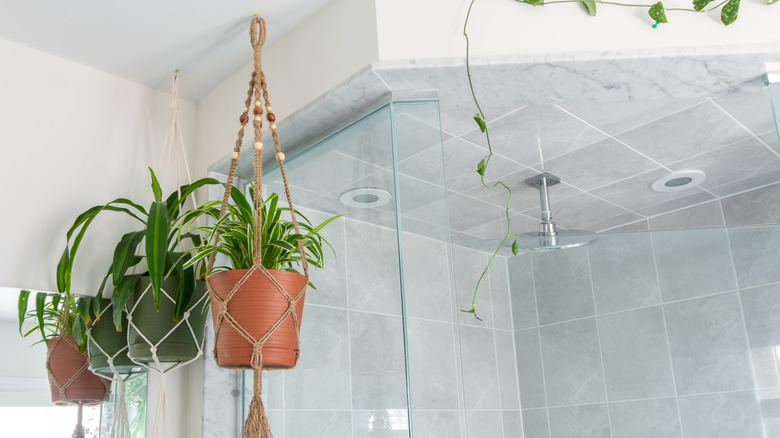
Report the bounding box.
[221,73,780,437]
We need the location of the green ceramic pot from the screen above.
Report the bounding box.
[87,299,144,375]
[127,277,208,364]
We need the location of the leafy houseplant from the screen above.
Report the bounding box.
[186,183,340,368]
[17,291,110,404]
[59,168,219,363]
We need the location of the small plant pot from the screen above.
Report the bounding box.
[88,300,144,376]
[208,269,307,369]
[47,335,110,405]
[127,277,209,364]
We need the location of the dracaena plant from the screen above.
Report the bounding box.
[185,183,341,286]
[57,168,219,330]
[17,290,97,352]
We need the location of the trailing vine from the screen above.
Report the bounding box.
[461,0,777,319]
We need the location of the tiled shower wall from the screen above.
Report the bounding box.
[510,182,780,437]
[252,209,519,438]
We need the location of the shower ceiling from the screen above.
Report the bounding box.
[226,50,780,242]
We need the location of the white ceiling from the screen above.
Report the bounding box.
[0,0,334,101]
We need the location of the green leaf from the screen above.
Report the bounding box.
[149,167,163,202]
[582,0,597,15]
[56,247,70,293]
[721,0,740,25]
[146,201,169,310]
[770,0,779,5]
[112,274,141,331]
[77,297,91,324]
[169,251,195,323]
[522,0,544,4]
[460,308,476,314]
[648,2,668,23]
[112,231,145,286]
[35,293,47,342]
[473,114,487,133]
[692,0,713,11]
[476,158,487,176]
[18,290,30,334]
[511,237,519,256]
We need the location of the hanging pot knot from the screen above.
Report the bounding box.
[250,15,267,49]
[183,310,190,319]
[250,343,263,369]
[219,301,229,314]
[149,346,157,354]
[169,101,179,111]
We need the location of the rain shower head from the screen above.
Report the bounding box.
[515,172,598,252]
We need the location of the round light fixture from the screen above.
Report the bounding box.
[339,188,392,208]
[650,170,706,193]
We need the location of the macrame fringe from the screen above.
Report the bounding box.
[71,403,86,438]
[241,368,272,438]
[113,378,131,438]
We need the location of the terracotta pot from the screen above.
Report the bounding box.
[127,277,209,364]
[208,269,307,369]
[47,335,110,405]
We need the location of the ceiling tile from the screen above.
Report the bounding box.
[398,145,446,187]
[761,131,780,150]
[329,110,394,168]
[462,213,542,240]
[559,98,703,135]
[580,211,645,233]
[538,137,658,191]
[464,170,583,213]
[460,105,608,166]
[405,191,507,232]
[667,137,780,190]
[714,93,776,135]
[440,138,522,192]
[521,192,632,230]
[634,191,716,217]
[589,168,707,212]
[393,105,452,161]
[616,101,753,165]
[647,201,725,231]
[706,168,780,197]
[606,220,650,233]
[281,149,384,196]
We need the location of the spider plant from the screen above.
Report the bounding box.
[185,184,341,285]
[17,290,96,352]
[57,168,219,329]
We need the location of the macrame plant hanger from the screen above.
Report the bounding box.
[124,72,209,438]
[205,15,309,438]
[47,301,111,438]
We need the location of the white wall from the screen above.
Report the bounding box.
[375,0,780,60]
[194,0,379,177]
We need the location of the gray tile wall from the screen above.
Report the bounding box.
[509,223,780,437]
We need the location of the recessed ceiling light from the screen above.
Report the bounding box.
[339,188,392,208]
[650,170,706,193]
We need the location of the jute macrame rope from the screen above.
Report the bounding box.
[205,15,309,438]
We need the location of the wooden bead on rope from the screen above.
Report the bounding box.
[253,106,263,115]
[254,115,262,123]
[254,142,264,151]
[266,105,273,113]
[276,152,285,161]
[269,123,277,130]
[239,114,249,124]
[231,151,239,160]
[255,100,262,107]
[266,113,276,123]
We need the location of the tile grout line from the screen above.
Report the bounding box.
[585,245,615,438]
[528,253,553,438]
[708,97,780,159]
[648,232,687,438]
[505,257,526,427]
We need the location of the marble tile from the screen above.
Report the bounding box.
[285,411,352,438]
[461,104,608,166]
[459,325,501,410]
[560,98,703,135]
[581,211,645,233]
[740,283,780,356]
[464,169,582,215]
[714,92,777,136]
[608,220,650,232]
[652,228,737,302]
[401,233,453,322]
[350,312,408,410]
[507,254,537,330]
[664,292,753,394]
[406,191,507,233]
[591,168,709,214]
[522,409,550,438]
[466,410,504,438]
[283,306,351,410]
[329,108,394,168]
[514,328,546,409]
[708,169,780,198]
[540,318,605,406]
[488,259,513,331]
[532,247,595,325]
[451,246,492,328]
[202,322,241,438]
[762,130,780,150]
[397,174,449,216]
[502,411,522,438]
[345,220,403,314]
[392,101,448,162]
[303,213,348,308]
[729,226,780,288]
[461,213,540,241]
[669,137,780,190]
[635,191,717,218]
[407,319,460,410]
[722,182,780,227]
[540,137,658,191]
[609,398,682,438]
[598,307,676,400]
[522,191,633,230]
[411,411,461,438]
[647,200,725,231]
[352,409,410,438]
[440,138,523,193]
[398,145,446,188]
[548,404,610,438]
[678,391,763,438]
[495,330,520,410]
[588,232,661,314]
[616,101,753,165]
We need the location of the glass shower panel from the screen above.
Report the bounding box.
[241,104,410,437]
[768,71,780,151]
